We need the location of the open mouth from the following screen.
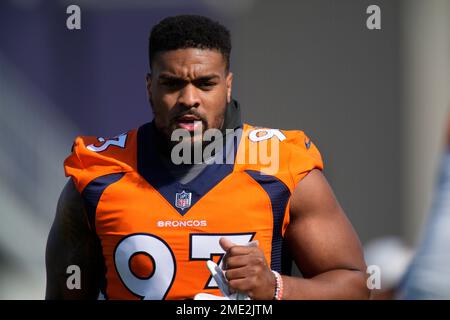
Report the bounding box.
[175,115,202,132]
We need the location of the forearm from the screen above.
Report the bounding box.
[281,269,369,300]
[46,179,101,299]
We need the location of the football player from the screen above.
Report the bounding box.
[45,15,369,300]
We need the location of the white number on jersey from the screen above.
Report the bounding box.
[87,133,127,152]
[114,234,175,300]
[190,233,254,288]
[114,232,255,299]
[248,128,286,142]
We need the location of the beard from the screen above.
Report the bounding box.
[150,99,227,163]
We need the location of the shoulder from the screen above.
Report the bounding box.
[240,123,324,186]
[64,128,138,193]
[243,123,320,153]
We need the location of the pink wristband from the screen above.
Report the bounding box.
[271,270,283,300]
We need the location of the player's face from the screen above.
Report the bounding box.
[147,48,233,143]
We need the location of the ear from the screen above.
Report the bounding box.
[146,73,152,100]
[226,72,233,103]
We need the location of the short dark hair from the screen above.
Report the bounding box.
[149,14,231,71]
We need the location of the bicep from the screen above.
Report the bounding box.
[45,179,101,299]
[285,169,366,278]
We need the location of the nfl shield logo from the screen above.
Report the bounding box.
[175,190,192,210]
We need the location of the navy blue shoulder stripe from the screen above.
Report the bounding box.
[81,172,125,300]
[245,170,291,273]
[81,172,126,229]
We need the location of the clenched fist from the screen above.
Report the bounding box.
[219,237,276,300]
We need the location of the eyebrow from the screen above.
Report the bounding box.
[158,73,221,81]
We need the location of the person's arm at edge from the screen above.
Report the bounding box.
[45,179,102,299]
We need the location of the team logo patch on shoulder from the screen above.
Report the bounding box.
[175,190,192,210]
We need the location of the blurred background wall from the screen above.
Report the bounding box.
[0,0,449,299]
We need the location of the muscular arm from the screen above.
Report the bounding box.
[221,169,369,299]
[45,179,102,299]
[281,169,369,299]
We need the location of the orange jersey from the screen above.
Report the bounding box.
[64,122,323,300]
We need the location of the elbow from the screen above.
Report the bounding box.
[347,269,371,299]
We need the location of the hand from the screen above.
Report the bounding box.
[219,237,276,300]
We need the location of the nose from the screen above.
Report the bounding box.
[178,83,200,109]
